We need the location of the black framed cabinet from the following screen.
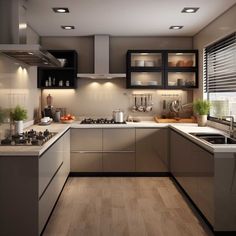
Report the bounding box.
[126,50,198,90]
[37,50,78,89]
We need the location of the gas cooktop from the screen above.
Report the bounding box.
[0,129,57,146]
[80,118,126,124]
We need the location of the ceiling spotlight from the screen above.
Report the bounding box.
[43,62,49,65]
[52,8,69,13]
[28,52,34,55]
[61,25,75,30]
[169,26,183,30]
[182,7,199,13]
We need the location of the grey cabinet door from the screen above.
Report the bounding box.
[70,129,102,151]
[71,152,103,172]
[103,128,135,151]
[136,128,168,172]
[170,130,214,225]
[103,152,135,172]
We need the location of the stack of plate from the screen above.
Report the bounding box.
[147,81,158,86]
[133,81,142,86]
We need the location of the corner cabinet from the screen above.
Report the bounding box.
[37,50,78,89]
[126,50,198,90]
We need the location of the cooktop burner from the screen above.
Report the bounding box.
[80,118,126,124]
[0,129,57,146]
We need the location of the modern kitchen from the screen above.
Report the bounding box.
[0,0,236,235]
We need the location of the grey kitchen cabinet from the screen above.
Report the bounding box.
[70,129,103,172]
[71,152,103,172]
[103,128,135,151]
[136,128,168,172]
[103,129,135,172]
[39,130,70,234]
[0,130,70,236]
[170,130,214,225]
[70,128,102,151]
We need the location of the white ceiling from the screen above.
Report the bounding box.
[27,0,236,37]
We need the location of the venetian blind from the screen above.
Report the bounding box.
[204,32,236,93]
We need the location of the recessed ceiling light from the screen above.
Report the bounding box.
[28,52,34,55]
[61,25,75,30]
[52,8,69,13]
[181,7,199,13]
[169,26,183,30]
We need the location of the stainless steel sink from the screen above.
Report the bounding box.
[189,133,236,144]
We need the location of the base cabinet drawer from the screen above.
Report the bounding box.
[71,152,103,172]
[103,152,135,172]
[39,163,65,234]
[39,139,64,197]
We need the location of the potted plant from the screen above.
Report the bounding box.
[10,105,27,134]
[193,100,211,126]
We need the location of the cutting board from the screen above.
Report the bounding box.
[154,116,196,123]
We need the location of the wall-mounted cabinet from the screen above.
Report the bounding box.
[126,50,198,90]
[37,50,78,89]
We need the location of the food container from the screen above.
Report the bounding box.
[113,110,124,123]
[176,60,185,67]
[135,60,145,67]
[57,58,67,67]
[144,60,155,67]
[185,60,194,67]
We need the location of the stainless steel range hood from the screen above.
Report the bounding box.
[77,35,126,79]
[0,0,60,67]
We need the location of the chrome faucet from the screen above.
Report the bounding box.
[221,116,236,138]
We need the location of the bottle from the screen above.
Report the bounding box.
[59,80,63,86]
[53,77,56,86]
[66,80,70,87]
[161,100,168,118]
[45,80,49,87]
[48,77,52,86]
[46,94,53,107]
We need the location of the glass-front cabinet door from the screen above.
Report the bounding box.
[166,50,198,89]
[127,50,164,89]
[126,50,198,89]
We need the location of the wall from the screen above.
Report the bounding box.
[41,36,193,118]
[193,4,236,100]
[0,26,40,138]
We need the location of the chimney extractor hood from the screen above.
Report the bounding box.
[77,35,126,79]
[0,0,61,67]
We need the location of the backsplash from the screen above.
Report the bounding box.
[41,78,193,119]
[0,55,40,139]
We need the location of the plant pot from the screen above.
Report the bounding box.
[15,120,23,134]
[197,115,207,127]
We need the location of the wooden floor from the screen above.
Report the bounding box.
[43,177,213,236]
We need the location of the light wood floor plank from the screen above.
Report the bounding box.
[43,177,213,236]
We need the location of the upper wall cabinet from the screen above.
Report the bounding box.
[37,50,78,89]
[126,50,198,89]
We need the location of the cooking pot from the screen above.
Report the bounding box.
[113,109,124,123]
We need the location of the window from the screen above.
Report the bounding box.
[204,32,236,121]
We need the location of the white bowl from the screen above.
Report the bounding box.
[144,61,155,67]
[135,60,144,67]
[133,81,142,85]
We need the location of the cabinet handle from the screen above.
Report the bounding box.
[71,151,103,153]
[102,151,135,153]
[71,151,135,154]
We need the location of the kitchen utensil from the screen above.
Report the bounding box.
[54,111,61,122]
[132,96,137,112]
[170,100,181,115]
[113,109,124,123]
[138,96,144,112]
[145,94,153,112]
